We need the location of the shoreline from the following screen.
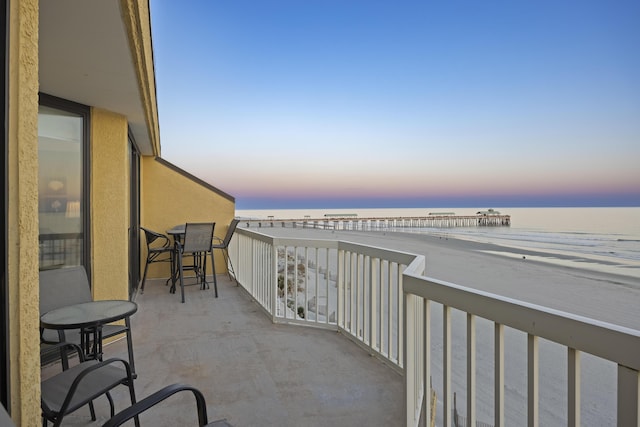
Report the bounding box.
[244,226,640,330]
[417,228,640,280]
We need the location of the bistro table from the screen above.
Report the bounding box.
[40,300,138,374]
[166,224,185,238]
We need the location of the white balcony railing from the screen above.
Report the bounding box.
[228,227,640,427]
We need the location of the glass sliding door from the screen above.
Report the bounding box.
[37,95,90,274]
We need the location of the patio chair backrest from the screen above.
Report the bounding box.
[219,219,240,248]
[102,383,216,427]
[141,226,169,248]
[182,222,215,254]
[40,266,92,315]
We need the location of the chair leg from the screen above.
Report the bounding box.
[89,401,96,421]
[201,252,209,290]
[170,249,178,290]
[55,330,70,370]
[177,254,185,303]
[140,257,151,294]
[107,392,115,417]
[166,250,174,286]
[220,248,230,280]
[210,251,218,297]
[191,253,199,282]
[143,255,174,292]
[126,377,140,427]
[223,248,237,285]
[125,317,136,378]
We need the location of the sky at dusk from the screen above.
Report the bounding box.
[150,0,640,209]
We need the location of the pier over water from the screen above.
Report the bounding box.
[243,213,511,231]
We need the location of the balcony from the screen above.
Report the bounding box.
[52,273,403,426]
[51,226,640,426]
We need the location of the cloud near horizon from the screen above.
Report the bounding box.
[233,191,640,210]
[169,155,640,208]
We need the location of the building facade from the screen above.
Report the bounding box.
[2,1,234,424]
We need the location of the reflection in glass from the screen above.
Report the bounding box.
[38,105,84,269]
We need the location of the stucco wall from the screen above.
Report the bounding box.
[120,0,160,155]
[90,108,130,301]
[140,157,235,280]
[5,0,161,422]
[7,0,41,424]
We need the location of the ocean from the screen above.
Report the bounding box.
[236,207,640,280]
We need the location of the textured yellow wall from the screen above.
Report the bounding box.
[120,0,161,155]
[7,0,41,424]
[140,157,235,280]
[90,109,130,301]
[5,1,156,423]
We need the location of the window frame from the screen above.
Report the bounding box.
[38,93,91,279]
[128,128,141,297]
[1,0,9,411]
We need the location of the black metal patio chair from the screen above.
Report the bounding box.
[211,219,240,285]
[140,227,174,293]
[102,383,233,427]
[41,342,138,427]
[173,222,216,302]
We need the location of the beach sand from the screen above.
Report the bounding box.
[246,226,639,426]
[253,226,640,329]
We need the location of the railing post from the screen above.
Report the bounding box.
[424,299,431,427]
[404,292,412,427]
[467,314,476,427]
[398,265,404,367]
[370,257,379,350]
[272,241,278,322]
[568,348,580,427]
[443,305,451,427]
[304,247,309,323]
[351,252,356,334]
[338,248,344,328]
[528,334,539,427]
[495,323,504,427]
[617,365,640,426]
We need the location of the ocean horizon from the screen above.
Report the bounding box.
[236,206,640,280]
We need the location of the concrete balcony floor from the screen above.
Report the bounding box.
[52,274,403,426]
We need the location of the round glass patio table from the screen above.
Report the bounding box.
[40,300,137,361]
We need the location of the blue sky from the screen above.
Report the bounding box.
[150,0,640,209]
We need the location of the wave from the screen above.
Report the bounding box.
[401,226,640,264]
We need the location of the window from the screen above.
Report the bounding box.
[38,95,90,271]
